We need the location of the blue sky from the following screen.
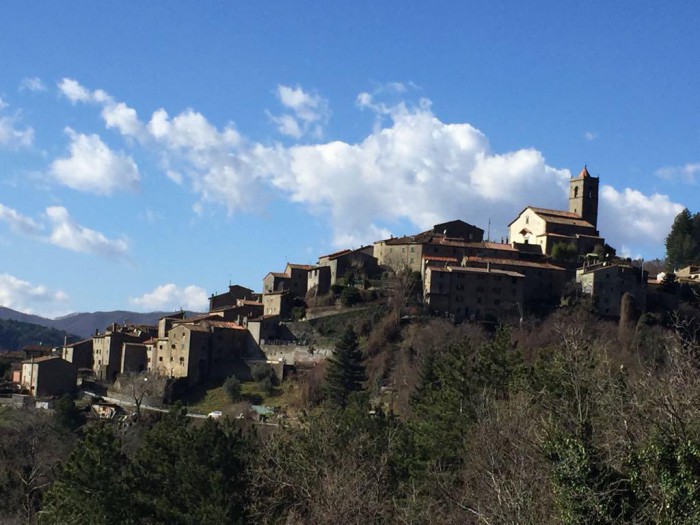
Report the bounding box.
[0,1,698,316]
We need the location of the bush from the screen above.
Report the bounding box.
[330,284,345,296]
[252,363,278,386]
[340,286,362,307]
[223,376,242,402]
[291,306,306,321]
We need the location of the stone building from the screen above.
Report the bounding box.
[424,265,525,321]
[92,325,152,382]
[20,356,77,397]
[146,318,247,387]
[309,246,380,294]
[262,290,294,318]
[374,220,484,273]
[209,284,255,311]
[508,167,605,256]
[61,339,93,369]
[461,257,566,306]
[576,263,647,317]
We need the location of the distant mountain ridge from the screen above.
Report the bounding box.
[0,307,202,339]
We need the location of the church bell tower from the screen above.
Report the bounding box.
[569,165,599,228]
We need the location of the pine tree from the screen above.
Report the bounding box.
[325,326,367,408]
[666,208,698,270]
[40,425,133,525]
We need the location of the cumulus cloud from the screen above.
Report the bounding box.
[0,273,68,315]
[48,128,140,194]
[269,84,330,139]
[655,163,700,183]
[131,284,208,311]
[46,206,128,257]
[0,204,41,235]
[19,77,46,92]
[58,79,685,256]
[0,99,34,148]
[599,186,684,256]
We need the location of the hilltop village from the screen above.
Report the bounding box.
[1,167,690,409]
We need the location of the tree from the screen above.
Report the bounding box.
[552,241,579,262]
[325,326,367,408]
[223,375,242,402]
[340,286,361,307]
[40,424,133,525]
[666,208,698,270]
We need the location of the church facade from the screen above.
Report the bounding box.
[508,166,605,256]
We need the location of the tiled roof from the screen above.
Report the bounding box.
[429,266,524,278]
[422,255,460,262]
[64,338,93,348]
[22,356,62,364]
[207,320,246,330]
[463,256,565,271]
[573,166,592,179]
[267,272,289,278]
[319,249,351,259]
[287,263,314,271]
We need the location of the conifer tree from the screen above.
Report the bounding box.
[666,208,698,270]
[325,325,367,408]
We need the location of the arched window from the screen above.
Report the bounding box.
[574,186,579,198]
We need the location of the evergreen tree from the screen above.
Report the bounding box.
[325,326,367,408]
[666,208,698,270]
[40,424,133,525]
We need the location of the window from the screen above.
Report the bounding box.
[180,357,185,363]
[159,357,163,362]
[410,246,415,253]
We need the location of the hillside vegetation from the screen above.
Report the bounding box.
[0,319,76,351]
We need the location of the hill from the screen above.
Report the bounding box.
[0,307,202,339]
[0,318,78,351]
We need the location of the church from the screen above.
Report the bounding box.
[508,166,605,255]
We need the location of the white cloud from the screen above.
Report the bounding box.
[599,186,684,256]
[0,99,34,148]
[48,128,140,194]
[655,163,700,183]
[45,206,128,257]
[0,273,69,315]
[19,77,46,92]
[58,79,686,256]
[0,204,41,235]
[131,284,208,311]
[58,78,93,103]
[101,102,142,137]
[584,131,597,141]
[270,84,330,139]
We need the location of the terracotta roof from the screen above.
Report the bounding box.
[22,356,62,364]
[179,324,211,333]
[267,272,289,278]
[318,249,351,259]
[207,320,246,330]
[287,263,314,271]
[422,255,460,262]
[573,166,593,179]
[462,257,565,271]
[429,266,524,278]
[64,338,93,347]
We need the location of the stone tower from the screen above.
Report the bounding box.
[569,165,599,228]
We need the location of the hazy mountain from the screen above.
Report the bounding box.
[0,307,202,339]
[0,318,77,352]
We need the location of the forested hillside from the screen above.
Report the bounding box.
[4,300,700,524]
[0,319,76,351]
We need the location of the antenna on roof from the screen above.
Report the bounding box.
[487,218,491,242]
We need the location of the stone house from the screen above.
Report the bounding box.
[61,338,93,370]
[284,263,314,297]
[508,167,604,256]
[424,265,525,321]
[20,356,77,397]
[263,272,290,294]
[146,319,247,388]
[576,263,647,317]
[262,290,294,318]
[92,324,153,382]
[374,220,484,273]
[209,284,255,311]
[121,342,148,374]
[461,257,566,306]
[311,247,380,293]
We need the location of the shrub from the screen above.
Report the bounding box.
[252,363,278,386]
[223,376,242,402]
[340,286,362,307]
